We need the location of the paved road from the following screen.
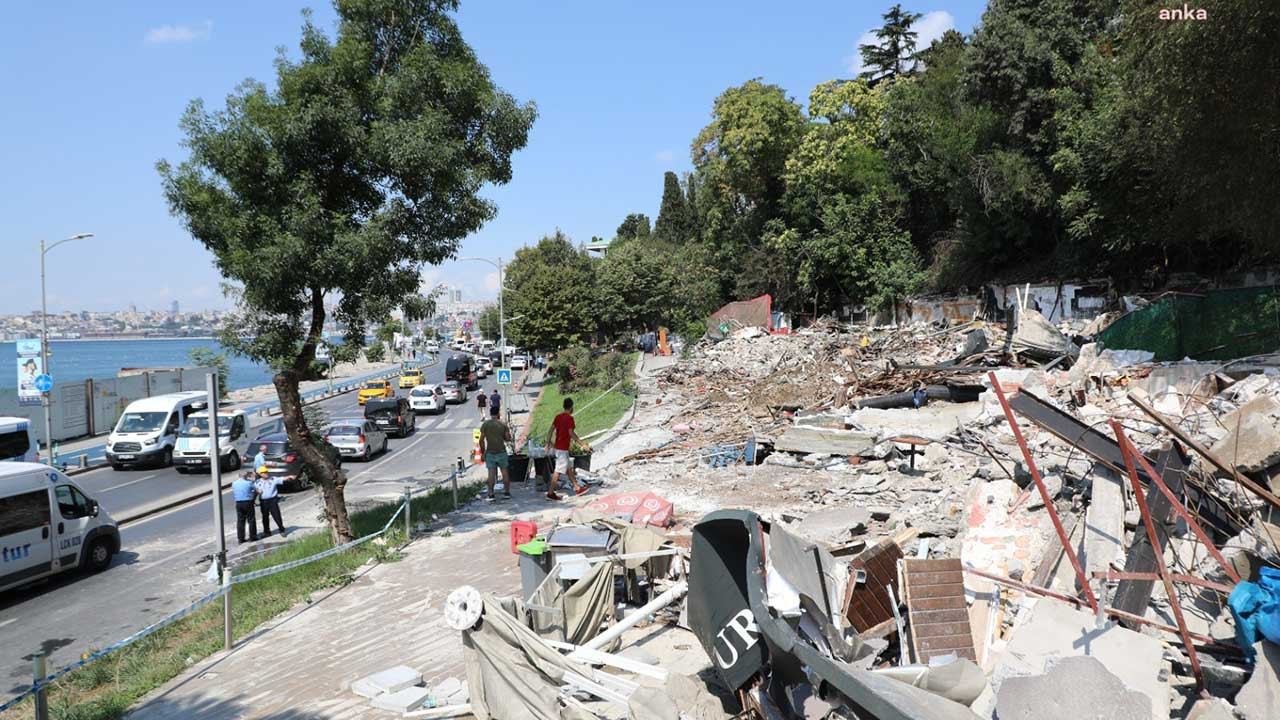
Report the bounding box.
[0,359,534,695]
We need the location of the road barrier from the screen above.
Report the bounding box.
[1,461,466,717]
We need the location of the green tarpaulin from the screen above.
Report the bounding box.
[1098,288,1280,361]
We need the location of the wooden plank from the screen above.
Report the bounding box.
[903,557,976,664]
[844,540,903,632]
[916,634,977,652]
[902,584,964,600]
[900,558,961,572]
[906,596,966,611]
[904,570,963,586]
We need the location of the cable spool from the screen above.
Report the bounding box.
[444,585,484,630]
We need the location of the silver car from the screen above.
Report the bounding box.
[441,380,468,404]
[322,419,388,462]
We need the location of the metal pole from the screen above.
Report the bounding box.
[404,486,412,540]
[39,239,53,466]
[497,256,507,425]
[453,457,462,509]
[32,650,48,720]
[988,372,1098,612]
[207,373,231,651]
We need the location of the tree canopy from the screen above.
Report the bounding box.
[858,4,923,83]
[159,0,535,542]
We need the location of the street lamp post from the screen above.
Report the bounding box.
[39,233,94,466]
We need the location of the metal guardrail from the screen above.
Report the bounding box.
[1,460,466,716]
[53,357,438,472]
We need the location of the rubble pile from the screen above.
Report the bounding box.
[430,307,1280,720]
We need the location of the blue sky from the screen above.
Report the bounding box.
[0,0,984,314]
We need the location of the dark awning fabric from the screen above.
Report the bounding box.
[687,510,982,720]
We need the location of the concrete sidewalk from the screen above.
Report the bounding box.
[128,483,568,719]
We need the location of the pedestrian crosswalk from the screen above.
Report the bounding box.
[419,411,484,434]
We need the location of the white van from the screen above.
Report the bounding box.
[0,417,39,463]
[0,463,120,592]
[106,391,207,470]
[173,407,251,473]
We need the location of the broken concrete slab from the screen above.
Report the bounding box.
[1082,468,1125,585]
[774,425,877,456]
[847,402,983,442]
[370,684,432,713]
[353,665,422,697]
[995,656,1151,720]
[1209,395,1280,474]
[996,600,1169,720]
[1235,640,1280,720]
[1186,697,1236,720]
[794,506,870,545]
[1024,474,1062,510]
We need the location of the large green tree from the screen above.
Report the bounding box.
[614,213,651,243]
[477,304,501,340]
[858,4,923,83]
[504,231,595,351]
[159,0,535,543]
[653,171,690,243]
[596,239,675,336]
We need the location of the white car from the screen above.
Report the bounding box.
[478,358,494,374]
[510,355,528,370]
[106,390,206,469]
[475,362,488,378]
[173,407,252,473]
[409,384,446,414]
[425,341,440,353]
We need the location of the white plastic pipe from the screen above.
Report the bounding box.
[578,580,687,652]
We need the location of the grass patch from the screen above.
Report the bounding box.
[0,482,482,720]
[527,355,636,449]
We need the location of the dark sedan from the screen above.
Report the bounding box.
[253,433,342,490]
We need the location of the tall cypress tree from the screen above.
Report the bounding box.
[654,171,690,242]
[859,4,923,83]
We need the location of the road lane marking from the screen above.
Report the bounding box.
[101,473,159,492]
[0,618,16,629]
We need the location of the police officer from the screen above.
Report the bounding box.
[232,471,259,543]
[255,466,286,538]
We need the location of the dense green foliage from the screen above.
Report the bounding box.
[159,0,534,541]
[187,347,229,398]
[548,347,634,393]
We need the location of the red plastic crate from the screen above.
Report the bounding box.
[510,520,538,554]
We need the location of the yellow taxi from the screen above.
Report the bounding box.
[398,368,424,389]
[357,379,394,405]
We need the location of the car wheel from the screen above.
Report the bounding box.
[176,466,188,475]
[229,451,241,471]
[111,463,124,471]
[381,438,389,454]
[362,446,371,462]
[85,538,113,572]
[158,447,173,468]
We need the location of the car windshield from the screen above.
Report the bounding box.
[116,412,167,433]
[326,425,360,436]
[365,381,386,389]
[443,382,457,389]
[181,416,232,436]
[411,386,435,396]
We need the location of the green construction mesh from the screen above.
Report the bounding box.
[1098,287,1280,361]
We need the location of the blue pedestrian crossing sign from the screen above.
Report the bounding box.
[496,369,512,385]
[34,374,53,392]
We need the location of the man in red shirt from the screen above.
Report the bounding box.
[544,396,590,500]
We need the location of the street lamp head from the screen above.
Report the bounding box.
[70,233,94,240]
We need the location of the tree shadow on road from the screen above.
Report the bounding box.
[125,692,335,720]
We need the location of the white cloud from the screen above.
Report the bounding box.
[847,10,954,74]
[145,21,212,44]
[654,149,675,165]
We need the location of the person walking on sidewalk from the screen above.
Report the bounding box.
[544,396,590,500]
[476,389,488,418]
[478,405,512,502]
[489,388,501,417]
[255,466,287,537]
[232,471,259,543]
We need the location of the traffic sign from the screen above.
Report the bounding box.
[34,374,53,392]
[496,369,512,385]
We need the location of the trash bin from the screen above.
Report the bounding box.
[572,452,592,471]
[508,453,530,483]
[532,453,552,487]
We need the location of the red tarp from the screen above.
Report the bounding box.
[584,492,675,528]
[708,294,773,336]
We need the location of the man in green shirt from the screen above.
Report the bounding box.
[478,405,513,501]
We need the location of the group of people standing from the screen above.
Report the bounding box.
[231,444,288,544]
[476,395,590,502]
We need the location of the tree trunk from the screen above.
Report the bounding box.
[274,368,354,545]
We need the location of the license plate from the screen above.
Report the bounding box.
[180,458,204,464]
[340,448,356,455]
[117,454,135,460]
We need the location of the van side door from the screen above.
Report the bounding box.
[53,484,96,569]
[0,488,54,586]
